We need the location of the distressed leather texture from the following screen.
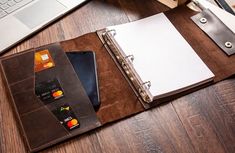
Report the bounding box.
[0,44,101,152]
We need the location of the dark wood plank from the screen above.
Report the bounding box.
[40,132,103,153]
[118,0,169,21]
[94,102,200,153]
[95,112,178,153]
[59,0,130,39]
[151,104,196,153]
[172,79,235,153]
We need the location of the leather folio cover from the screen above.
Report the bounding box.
[0,44,101,152]
[0,5,235,152]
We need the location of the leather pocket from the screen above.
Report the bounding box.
[0,43,101,152]
[1,50,35,84]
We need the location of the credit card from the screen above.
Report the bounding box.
[35,78,64,104]
[34,49,55,72]
[52,104,80,131]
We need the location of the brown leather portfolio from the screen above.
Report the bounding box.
[0,5,235,152]
[0,44,101,152]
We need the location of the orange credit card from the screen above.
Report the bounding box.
[34,49,55,72]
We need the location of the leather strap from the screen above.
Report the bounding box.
[191,9,235,56]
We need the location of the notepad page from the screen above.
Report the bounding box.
[107,13,214,99]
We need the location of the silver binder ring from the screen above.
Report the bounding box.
[124,54,134,62]
[138,81,151,94]
[102,29,116,37]
[102,33,110,45]
[138,81,151,103]
[121,60,127,68]
[142,81,151,89]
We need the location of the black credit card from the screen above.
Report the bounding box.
[35,78,64,104]
[52,104,80,131]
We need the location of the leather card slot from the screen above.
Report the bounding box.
[1,51,35,85]
[9,76,35,95]
[11,89,44,116]
[20,107,69,151]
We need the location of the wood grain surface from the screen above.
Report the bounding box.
[0,0,235,153]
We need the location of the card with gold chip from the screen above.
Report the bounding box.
[34,49,55,72]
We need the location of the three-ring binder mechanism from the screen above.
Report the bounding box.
[102,29,153,103]
[98,12,214,105]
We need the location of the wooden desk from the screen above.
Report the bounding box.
[0,0,234,152]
